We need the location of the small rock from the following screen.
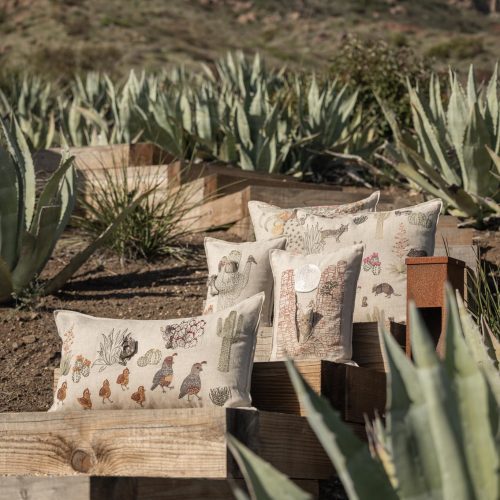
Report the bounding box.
[22,334,36,345]
[12,342,19,350]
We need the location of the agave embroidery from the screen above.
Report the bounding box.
[93,328,130,372]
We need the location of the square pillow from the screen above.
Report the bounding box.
[204,236,286,326]
[294,199,442,323]
[248,191,380,241]
[270,245,363,362]
[50,293,264,412]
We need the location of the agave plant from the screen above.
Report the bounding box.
[204,51,284,103]
[381,64,500,220]
[0,117,153,304]
[0,75,56,150]
[288,75,375,175]
[230,286,499,499]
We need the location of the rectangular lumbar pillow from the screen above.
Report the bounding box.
[248,191,379,241]
[50,293,264,412]
[270,245,363,362]
[294,199,442,323]
[203,236,286,325]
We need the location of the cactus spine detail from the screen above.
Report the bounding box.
[216,310,243,372]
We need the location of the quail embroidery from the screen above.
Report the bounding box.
[151,354,177,392]
[179,361,207,402]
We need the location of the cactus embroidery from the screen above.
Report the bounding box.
[137,348,162,367]
[363,252,381,275]
[72,355,91,383]
[209,386,232,406]
[207,251,257,311]
[216,310,244,372]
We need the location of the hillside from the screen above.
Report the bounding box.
[0,0,498,80]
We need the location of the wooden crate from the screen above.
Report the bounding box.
[251,360,386,431]
[34,143,172,174]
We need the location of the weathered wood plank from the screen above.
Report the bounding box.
[0,407,228,478]
[0,408,330,480]
[34,143,171,173]
[0,476,90,500]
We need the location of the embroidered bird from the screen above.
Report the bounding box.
[179,361,207,402]
[116,367,130,390]
[99,379,113,404]
[56,381,67,405]
[151,353,177,393]
[131,386,146,407]
[77,388,92,410]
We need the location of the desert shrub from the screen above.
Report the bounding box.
[426,36,484,60]
[329,35,432,138]
[468,262,500,341]
[76,164,206,261]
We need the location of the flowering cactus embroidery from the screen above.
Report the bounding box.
[363,252,381,275]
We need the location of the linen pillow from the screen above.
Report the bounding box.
[294,199,442,323]
[248,191,380,241]
[204,236,286,326]
[270,245,363,362]
[50,293,264,412]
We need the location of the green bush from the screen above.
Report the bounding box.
[329,35,433,138]
[426,36,484,60]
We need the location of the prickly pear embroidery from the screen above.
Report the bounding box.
[137,348,162,367]
[408,212,432,228]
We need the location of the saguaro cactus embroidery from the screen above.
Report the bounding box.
[375,213,390,239]
[216,310,244,372]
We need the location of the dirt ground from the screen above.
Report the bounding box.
[0,220,498,414]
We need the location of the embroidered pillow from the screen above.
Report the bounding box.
[204,236,286,326]
[294,199,442,323]
[248,191,379,241]
[270,245,363,362]
[50,293,264,412]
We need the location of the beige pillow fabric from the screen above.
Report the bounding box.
[270,245,363,362]
[204,237,286,326]
[50,293,264,412]
[248,191,380,241]
[294,199,442,323]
